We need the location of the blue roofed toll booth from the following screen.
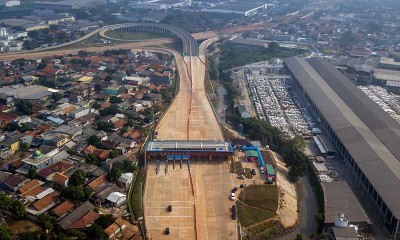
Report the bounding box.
[145,140,234,164]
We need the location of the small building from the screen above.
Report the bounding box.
[106,192,127,207]
[238,104,251,118]
[118,172,133,189]
[52,172,69,188]
[0,173,29,192]
[21,149,52,171]
[69,108,90,119]
[52,200,74,219]
[58,201,95,230]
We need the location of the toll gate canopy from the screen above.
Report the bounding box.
[145,140,234,161]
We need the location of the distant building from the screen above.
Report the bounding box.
[130,2,167,11]
[69,108,90,119]
[202,3,267,17]
[379,57,400,71]
[3,0,20,7]
[230,36,269,49]
[238,104,251,118]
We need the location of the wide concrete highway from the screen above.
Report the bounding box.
[156,39,224,141]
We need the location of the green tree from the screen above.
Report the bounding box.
[11,200,26,219]
[28,168,37,179]
[95,214,115,228]
[0,193,10,209]
[22,142,30,152]
[15,99,33,115]
[92,102,102,109]
[97,122,114,132]
[107,166,123,182]
[3,122,18,131]
[86,153,99,165]
[51,92,63,102]
[87,224,107,240]
[69,169,86,186]
[94,83,102,93]
[19,232,39,240]
[109,96,122,104]
[37,214,57,231]
[109,150,117,158]
[0,226,12,240]
[295,234,305,240]
[52,233,72,240]
[87,135,101,145]
[61,185,92,202]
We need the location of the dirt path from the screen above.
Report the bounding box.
[271,151,298,228]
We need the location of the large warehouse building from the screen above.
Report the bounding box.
[284,56,400,237]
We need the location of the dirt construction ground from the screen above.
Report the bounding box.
[144,160,237,240]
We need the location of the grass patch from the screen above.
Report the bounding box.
[237,201,276,227]
[163,40,183,53]
[242,168,254,179]
[260,150,275,165]
[104,30,169,41]
[230,160,243,173]
[239,185,278,212]
[219,42,308,71]
[131,166,147,220]
[244,220,284,240]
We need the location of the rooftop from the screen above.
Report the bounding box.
[284,56,400,218]
[208,2,265,12]
[52,200,74,218]
[373,68,400,82]
[323,181,369,224]
[146,140,233,152]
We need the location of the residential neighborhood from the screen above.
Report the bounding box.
[0,48,175,239]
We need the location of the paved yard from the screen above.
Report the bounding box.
[144,161,238,240]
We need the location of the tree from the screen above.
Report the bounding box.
[0,226,13,240]
[97,121,114,132]
[295,234,304,240]
[61,186,91,202]
[104,75,112,82]
[11,200,26,219]
[52,233,72,240]
[92,102,102,109]
[19,232,39,240]
[268,41,279,52]
[22,142,30,152]
[0,193,10,209]
[109,150,117,158]
[95,214,115,228]
[87,135,101,145]
[15,99,33,115]
[86,153,99,165]
[94,83,102,93]
[87,224,107,240]
[107,166,123,182]
[109,96,122,104]
[51,92,63,102]
[69,169,86,186]
[3,122,18,131]
[28,168,37,179]
[37,214,57,231]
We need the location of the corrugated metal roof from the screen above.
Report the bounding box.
[284,56,400,218]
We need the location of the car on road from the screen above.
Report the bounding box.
[251,169,256,175]
[231,187,238,193]
[230,192,235,201]
[231,205,237,219]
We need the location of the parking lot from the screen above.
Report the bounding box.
[144,160,238,240]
